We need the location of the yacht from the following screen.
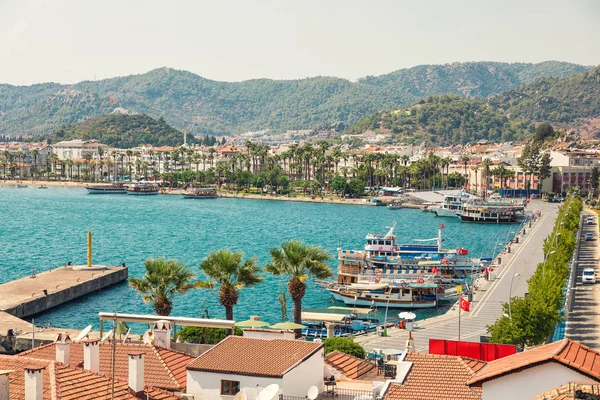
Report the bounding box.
[182,187,218,199]
[86,184,127,194]
[429,192,470,218]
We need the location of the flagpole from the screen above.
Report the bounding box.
[458,297,461,341]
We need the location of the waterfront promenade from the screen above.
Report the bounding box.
[565,210,600,348]
[356,201,559,352]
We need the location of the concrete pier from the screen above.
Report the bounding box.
[0,265,128,319]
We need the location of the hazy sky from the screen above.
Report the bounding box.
[1,0,599,85]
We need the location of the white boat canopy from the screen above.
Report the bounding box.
[349,283,389,290]
[301,312,346,322]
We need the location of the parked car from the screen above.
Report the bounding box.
[582,268,596,284]
[585,232,594,241]
[587,217,595,225]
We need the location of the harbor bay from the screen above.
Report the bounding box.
[0,186,515,331]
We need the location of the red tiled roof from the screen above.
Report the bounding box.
[187,336,322,378]
[0,355,181,400]
[384,353,485,400]
[325,351,377,380]
[468,339,600,385]
[20,342,194,391]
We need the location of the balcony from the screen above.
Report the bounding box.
[279,388,374,400]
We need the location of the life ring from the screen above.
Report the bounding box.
[417,278,425,284]
[375,277,381,283]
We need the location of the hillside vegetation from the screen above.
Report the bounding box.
[44,114,192,148]
[0,61,588,137]
[345,95,533,145]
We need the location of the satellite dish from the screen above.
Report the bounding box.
[257,384,279,400]
[307,386,318,400]
[142,330,154,345]
[100,330,113,342]
[74,325,92,342]
[398,312,416,320]
[122,328,131,344]
[234,391,248,400]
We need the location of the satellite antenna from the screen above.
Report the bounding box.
[74,325,92,342]
[142,330,154,345]
[122,328,131,344]
[101,330,113,342]
[234,391,248,400]
[307,386,318,400]
[257,384,279,400]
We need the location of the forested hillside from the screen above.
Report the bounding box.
[44,114,193,148]
[0,61,589,137]
[345,95,534,145]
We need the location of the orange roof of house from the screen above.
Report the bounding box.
[186,336,322,378]
[0,354,181,400]
[384,353,485,400]
[468,339,600,385]
[325,350,379,380]
[20,342,194,391]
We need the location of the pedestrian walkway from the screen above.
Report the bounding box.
[356,202,558,353]
[565,210,600,348]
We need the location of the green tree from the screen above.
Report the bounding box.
[323,337,366,359]
[198,249,263,322]
[266,241,332,335]
[178,326,243,344]
[533,123,554,142]
[129,258,199,316]
[591,167,599,197]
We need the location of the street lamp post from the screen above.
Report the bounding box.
[508,273,521,320]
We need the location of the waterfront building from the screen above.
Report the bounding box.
[185,336,324,400]
[51,139,106,161]
[543,149,600,196]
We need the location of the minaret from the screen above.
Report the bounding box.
[183,131,187,147]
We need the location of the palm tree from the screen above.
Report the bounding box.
[471,166,479,194]
[198,249,263,323]
[129,258,198,316]
[266,240,332,335]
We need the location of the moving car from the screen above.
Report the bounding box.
[585,232,594,241]
[587,217,595,225]
[582,268,596,284]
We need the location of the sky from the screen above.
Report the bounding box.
[1,0,599,85]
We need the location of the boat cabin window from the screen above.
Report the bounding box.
[391,288,400,294]
[367,239,374,245]
[403,289,411,295]
[385,240,392,245]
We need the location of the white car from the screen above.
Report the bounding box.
[587,217,595,225]
[582,268,596,284]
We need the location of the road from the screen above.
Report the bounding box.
[565,210,600,348]
[356,201,559,353]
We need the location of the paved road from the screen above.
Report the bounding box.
[356,201,559,353]
[565,211,600,348]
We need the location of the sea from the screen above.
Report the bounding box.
[0,186,515,332]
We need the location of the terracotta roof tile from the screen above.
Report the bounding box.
[325,351,378,380]
[187,336,322,378]
[20,342,194,391]
[468,339,600,386]
[384,353,483,400]
[0,355,182,400]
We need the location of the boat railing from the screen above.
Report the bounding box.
[338,266,361,275]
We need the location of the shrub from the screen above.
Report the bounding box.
[323,337,366,359]
[178,326,243,344]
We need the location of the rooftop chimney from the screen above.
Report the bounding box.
[0,370,11,400]
[55,332,71,365]
[128,352,144,396]
[83,339,100,373]
[24,366,44,400]
[152,320,171,349]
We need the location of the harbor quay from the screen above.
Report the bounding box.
[356,200,559,352]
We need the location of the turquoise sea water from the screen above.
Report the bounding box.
[0,186,514,331]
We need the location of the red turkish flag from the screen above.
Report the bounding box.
[432,267,439,274]
[109,98,114,104]
[460,297,471,312]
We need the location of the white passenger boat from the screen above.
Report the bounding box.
[126,183,159,195]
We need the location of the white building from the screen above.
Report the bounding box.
[186,336,324,400]
[52,139,105,160]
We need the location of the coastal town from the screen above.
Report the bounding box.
[2,1,600,399]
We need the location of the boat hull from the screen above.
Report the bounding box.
[431,207,461,218]
[182,195,217,199]
[86,187,127,194]
[329,290,436,309]
[127,191,159,195]
[460,214,518,223]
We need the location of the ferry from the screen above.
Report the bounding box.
[126,183,159,195]
[429,192,470,218]
[335,222,481,286]
[86,184,127,194]
[460,203,524,223]
[182,187,218,199]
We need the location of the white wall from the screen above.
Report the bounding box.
[481,362,597,400]
[243,330,296,340]
[187,370,283,400]
[282,350,324,396]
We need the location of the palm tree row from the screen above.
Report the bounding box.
[129,240,332,336]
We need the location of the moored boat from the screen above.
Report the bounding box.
[38,185,48,189]
[387,202,402,210]
[326,281,438,309]
[182,187,217,199]
[16,184,28,188]
[459,203,524,223]
[86,184,127,194]
[126,183,159,195]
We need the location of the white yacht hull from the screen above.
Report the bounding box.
[430,207,461,218]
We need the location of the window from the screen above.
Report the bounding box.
[221,380,240,396]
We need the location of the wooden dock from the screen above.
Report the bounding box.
[0,265,128,319]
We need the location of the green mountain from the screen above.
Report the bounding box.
[345,95,533,145]
[0,61,589,137]
[44,114,192,148]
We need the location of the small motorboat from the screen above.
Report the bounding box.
[38,185,48,189]
[387,203,402,210]
[16,184,28,188]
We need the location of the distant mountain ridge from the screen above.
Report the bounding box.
[0,61,591,137]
